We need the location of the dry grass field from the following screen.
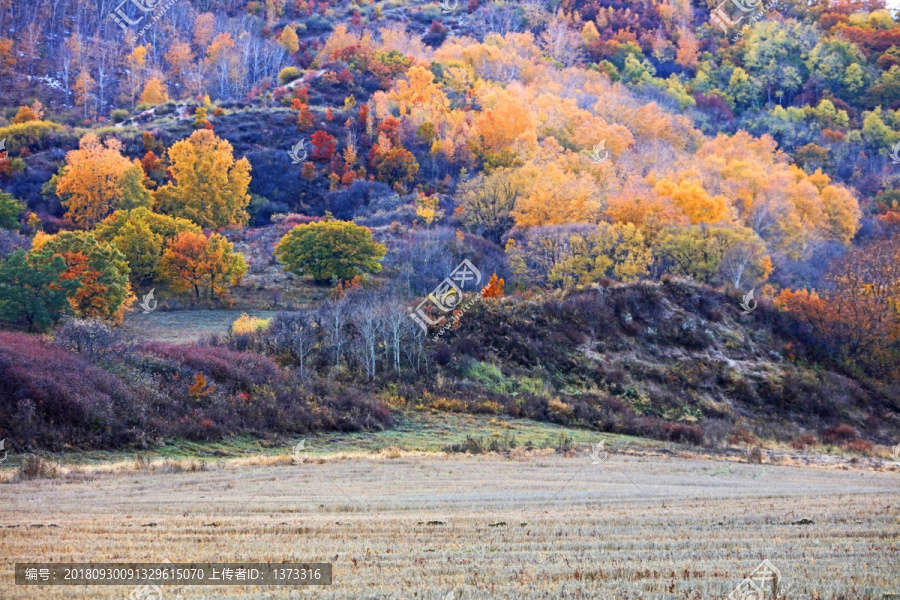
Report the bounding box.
[119,310,280,344]
[2,448,899,599]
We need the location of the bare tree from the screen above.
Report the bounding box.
[269,311,319,379]
[350,292,381,380]
[320,294,351,371]
[380,294,407,375]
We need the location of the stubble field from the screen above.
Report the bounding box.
[2,451,899,599]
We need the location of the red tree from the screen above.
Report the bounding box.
[311,130,337,161]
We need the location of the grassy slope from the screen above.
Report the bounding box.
[3,412,652,467]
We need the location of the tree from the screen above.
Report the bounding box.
[0,192,25,230]
[507,223,652,289]
[11,105,38,123]
[94,208,202,284]
[275,220,387,284]
[139,78,169,105]
[581,22,600,45]
[675,28,699,70]
[279,25,300,53]
[653,226,770,286]
[776,237,900,377]
[159,231,247,299]
[311,130,337,160]
[0,249,73,332]
[34,231,133,322]
[154,130,252,229]
[457,168,519,244]
[415,193,443,226]
[55,133,152,228]
[267,311,319,378]
[652,173,729,225]
[371,146,419,186]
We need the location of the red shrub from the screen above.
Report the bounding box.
[845,439,874,455]
[789,433,818,450]
[820,424,859,445]
[0,332,134,449]
[142,343,283,392]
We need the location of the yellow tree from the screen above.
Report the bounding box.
[651,172,730,225]
[74,69,95,118]
[55,134,152,228]
[510,159,603,227]
[279,25,300,53]
[139,78,169,105]
[154,130,252,228]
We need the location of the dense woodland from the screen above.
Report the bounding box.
[0,0,899,452]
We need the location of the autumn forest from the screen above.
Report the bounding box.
[0,0,899,458]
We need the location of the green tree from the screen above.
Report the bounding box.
[94,208,202,284]
[275,220,387,284]
[458,168,520,244]
[0,191,25,230]
[35,231,133,322]
[0,249,73,331]
[653,225,771,286]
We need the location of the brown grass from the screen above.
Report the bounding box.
[2,452,899,598]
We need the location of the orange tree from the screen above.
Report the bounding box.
[158,231,247,299]
[52,133,152,228]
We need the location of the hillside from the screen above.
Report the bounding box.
[2,278,897,456]
[1,0,900,457]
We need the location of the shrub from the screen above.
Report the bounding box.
[789,433,818,450]
[662,422,705,445]
[0,120,68,152]
[232,314,272,335]
[844,439,874,454]
[17,455,61,480]
[279,67,302,85]
[141,342,283,392]
[110,109,129,123]
[820,424,859,445]
[728,427,761,446]
[52,319,121,362]
[746,446,765,464]
[0,332,133,449]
